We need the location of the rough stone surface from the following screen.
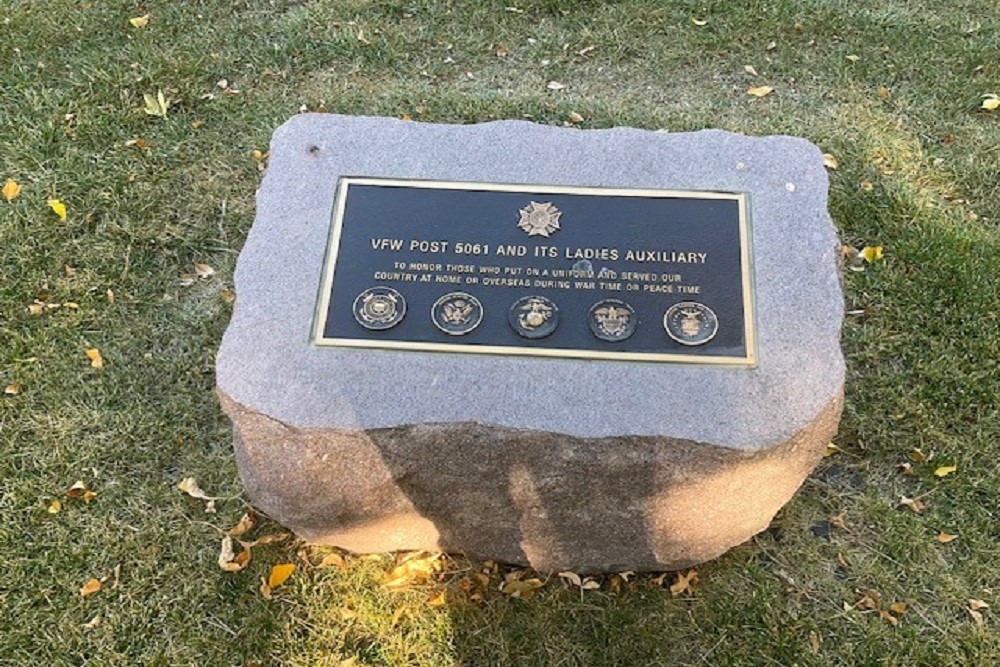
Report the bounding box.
[216,114,845,572]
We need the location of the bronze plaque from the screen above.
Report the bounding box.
[314,178,756,365]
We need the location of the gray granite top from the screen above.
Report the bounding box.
[216,114,844,449]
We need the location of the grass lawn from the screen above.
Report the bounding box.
[2,0,998,664]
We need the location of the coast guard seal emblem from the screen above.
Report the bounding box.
[352,286,406,330]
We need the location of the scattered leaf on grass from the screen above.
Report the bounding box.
[969,599,989,611]
[48,198,67,221]
[501,576,545,599]
[824,443,841,457]
[193,262,215,278]
[558,571,582,587]
[899,496,925,514]
[268,563,295,588]
[228,512,255,537]
[240,533,289,549]
[218,536,251,572]
[691,17,708,26]
[567,111,584,124]
[846,54,860,62]
[2,178,21,202]
[219,288,236,303]
[65,480,95,500]
[808,631,821,653]
[822,153,839,169]
[860,180,874,191]
[743,65,758,76]
[880,610,900,626]
[860,246,884,262]
[82,616,102,629]
[177,477,219,500]
[981,95,999,111]
[747,86,774,97]
[125,138,150,150]
[143,90,170,117]
[383,552,442,589]
[877,86,891,100]
[936,532,958,543]
[129,14,150,28]
[890,602,908,615]
[80,578,102,597]
[86,348,103,369]
[546,81,566,91]
[670,569,698,596]
[318,552,347,570]
[897,462,915,476]
[910,448,929,462]
[427,590,447,607]
[4,383,21,396]
[934,465,957,477]
[48,499,61,514]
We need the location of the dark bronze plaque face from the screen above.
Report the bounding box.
[314,178,756,365]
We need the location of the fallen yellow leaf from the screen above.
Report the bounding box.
[4,383,21,396]
[567,111,584,124]
[670,569,699,596]
[747,86,774,97]
[691,17,708,26]
[427,590,447,607]
[936,532,958,543]
[969,599,990,611]
[318,552,347,570]
[193,262,215,278]
[743,64,759,76]
[177,477,218,500]
[218,536,250,572]
[48,198,67,221]
[143,90,170,117]
[822,153,839,169]
[877,86,891,99]
[268,563,296,589]
[981,95,999,111]
[86,348,103,369]
[546,81,566,91]
[934,465,957,477]
[80,578,102,597]
[129,14,150,28]
[846,54,860,62]
[48,499,61,514]
[824,443,841,457]
[860,246,884,262]
[899,496,925,513]
[227,512,255,537]
[2,178,21,202]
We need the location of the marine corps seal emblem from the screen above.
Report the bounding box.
[508,295,560,339]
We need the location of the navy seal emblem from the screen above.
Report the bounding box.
[588,299,637,342]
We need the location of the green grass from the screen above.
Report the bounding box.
[1,0,998,664]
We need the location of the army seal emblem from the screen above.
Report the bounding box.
[517,201,562,237]
[663,301,719,346]
[588,299,637,342]
[352,286,406,330]
[431,292,484,336]
[509,295,559,339]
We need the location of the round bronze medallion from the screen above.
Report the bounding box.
[663,301,719,346]
[588,299,637,342]
[352,286,406,330]
[509,295,560,339]
[431,292,484,336]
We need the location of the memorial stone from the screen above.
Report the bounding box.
[216,114,844,573]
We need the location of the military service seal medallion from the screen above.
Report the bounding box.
[509,295,560,339]
[431,292,484,336]
[664,301,719,346]
[352,286,406,330]
[588,299,637,342]
[517,201,562,237]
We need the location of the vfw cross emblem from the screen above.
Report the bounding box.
[517,201,562,237]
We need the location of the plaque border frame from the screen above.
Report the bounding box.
[312,177,757,366]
